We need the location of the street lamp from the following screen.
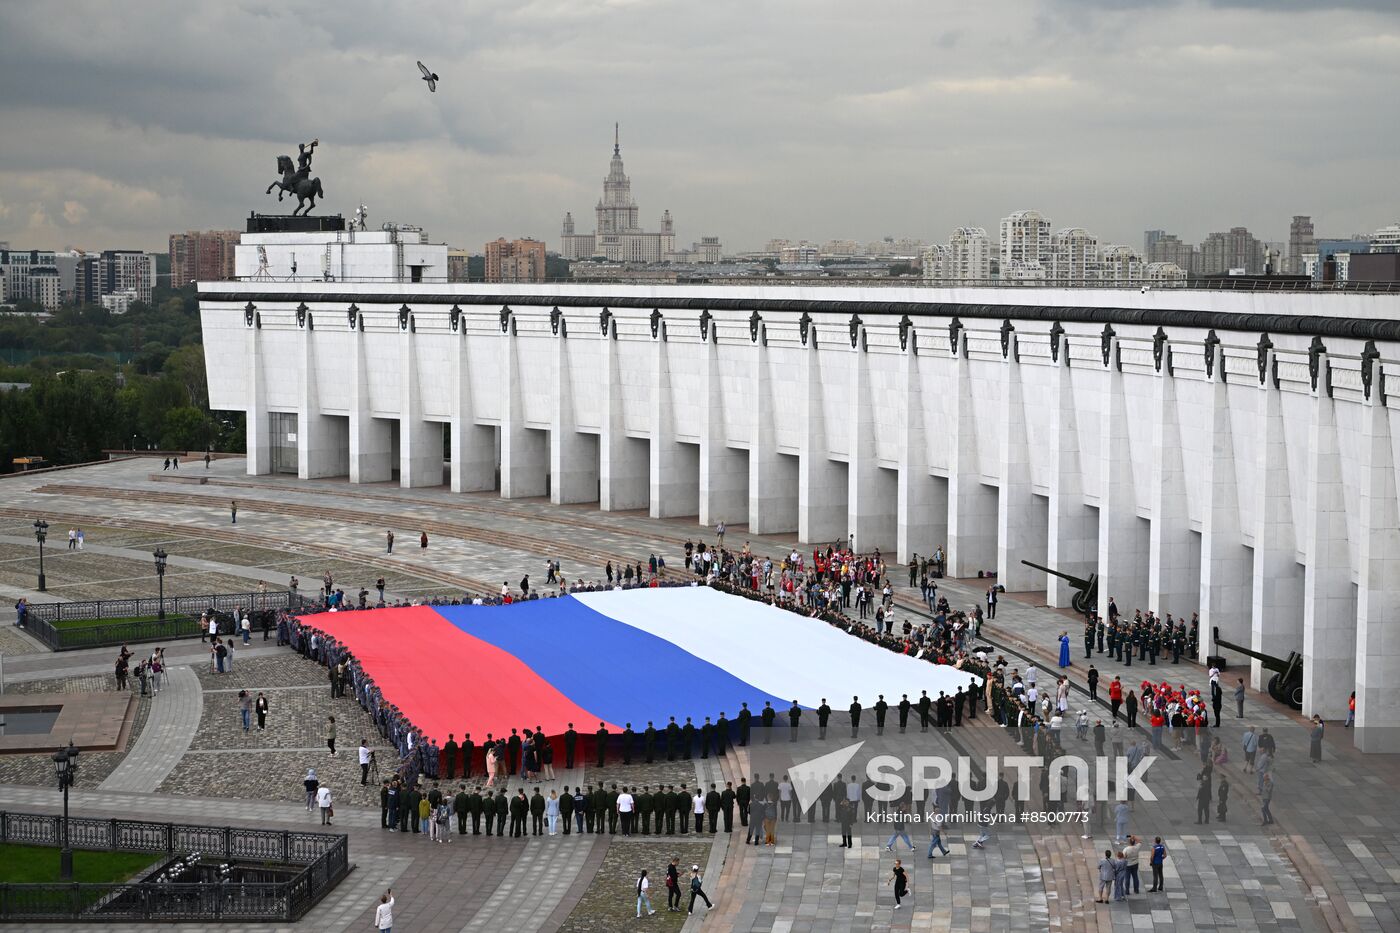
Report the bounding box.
[51,740,79,880]
[153,548,168,620]
[33,519,48,593]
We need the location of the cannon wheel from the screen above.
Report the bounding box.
[1268,674,1304,711]
[1288,682,1303,710]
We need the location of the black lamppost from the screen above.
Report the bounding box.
[154,548,168,620]
[52,740,79,879]
[33,519,48,593]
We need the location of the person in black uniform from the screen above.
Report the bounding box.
[967,678,980,719]
[564,724,577,770]
[582,784,596,833]
[509,789,528,837]
[761,702,776,743]
[675,784,689,834]
[644,721,658,763]
[461,733,474,778]
[700,717,713,758]
[714,712,728,756]
[507,729,522,774]
[788,701,802,741]
[530,788,546,835]
[637,785,653,834]
[622,723,635,765]
[1088,664,1100,700]
[705,784,721,833]
[483,787,497,836]
[918,691,932,732]
[492,790,507,837]
[898,695,911,733]
[681,717,696,759]
[559,784,574,835]
[443,734,458,780]
[822,778,841,822]
[720,781,736,832]
[662,785,677,834]
[953,688,965,726]
[607,783,620,834]
[1084,620,1095,659]
[737,703,752,746]
[849,697,862,737]
[453,784,469,834]
[1096,616,1106,653]
[592,784,608,834]
[817,699,831,739]
[665,717,680,760]
[595,722,609,768]
[875,695,888,735]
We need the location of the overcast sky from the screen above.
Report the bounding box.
[2,0,1398,255]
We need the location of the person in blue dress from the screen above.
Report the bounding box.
[1059,631,1071,668]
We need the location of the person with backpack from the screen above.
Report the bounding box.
[635,869,655,918]
[687,865,713,915]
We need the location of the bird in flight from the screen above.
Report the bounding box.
[417,61,439,92]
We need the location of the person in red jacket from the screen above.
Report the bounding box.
[1109,677,1124,721]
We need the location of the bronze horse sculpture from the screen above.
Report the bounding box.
[266,154,324,216]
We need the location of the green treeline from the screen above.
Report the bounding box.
[0,287,244,469]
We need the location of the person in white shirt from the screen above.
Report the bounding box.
[358,742,372,785]
[316,784,333,825]
[635,870,655,918]
[616,789,635,836]
[374,890,394,932]
[208,615,218,642]
[692,790,706,834]
[1025,664,1038,689]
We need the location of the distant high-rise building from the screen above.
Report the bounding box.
[170,229,240,287]
[447,249,472,282]
[922,227,992,283]
[1049,227,1099,283]
[560,125,677,263]
[1146,233,1199,276]
[484,238,547,283]
[0,247,61,310]
[1000,210,1051,279]
[74,250,155,309]
[1287,215,1315,275]
[1143,229,1166,255]
[1200,227,1264,275]
[1370,222,1400,253]
[1098,245,1145,284]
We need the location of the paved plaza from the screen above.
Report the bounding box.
[1,457,1399,932]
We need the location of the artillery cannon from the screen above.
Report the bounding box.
[1020,560,1098,617]
[1212,627,1303,710]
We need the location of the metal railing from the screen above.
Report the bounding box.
[0,811,350,923]
[219,274,1400,293]
[23,591,310,651]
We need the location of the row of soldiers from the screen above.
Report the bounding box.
[1082,612,1200,667]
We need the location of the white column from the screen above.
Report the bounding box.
[245,320,269,475]
[1248,355,1303,689]
[599,318,647,511]
[650,324,699,518]
[551,325,598,503]
[350,322,393,484]
[1046,334,1094,608]
[996,334,1045,590]
[399,320,443,488]
[1146,364,1195,619]
[847,326,894,552]
[1198,346,1251,659]
[1355,366,1400,751]
[798,340,846,545]
[699,329,747,527]
[896,330,941,564]
[748,322,796,533]
[947,332,997,577]
[499,318,546,498]
[297,319,340,479]
[1096,341,1148,618]
[450,325,495,492]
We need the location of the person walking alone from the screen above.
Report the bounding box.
[636,869,656,918]
[317,783,334,825]
[887,858,910,910]
[230,500,237,524]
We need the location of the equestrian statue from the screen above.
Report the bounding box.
[265,138,325,215]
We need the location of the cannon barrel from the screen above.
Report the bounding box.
[1211,627,1291,674]
[1020,559,1092,590]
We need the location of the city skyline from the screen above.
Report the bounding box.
[2,1,1399,255]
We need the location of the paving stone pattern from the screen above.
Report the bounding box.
[558,840,710,932]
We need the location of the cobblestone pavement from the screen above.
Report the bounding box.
[557,840,710,932]
[0,675,150,790]
[3,459,1400,930]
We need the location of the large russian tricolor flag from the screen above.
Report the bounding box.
[305,586,979,747]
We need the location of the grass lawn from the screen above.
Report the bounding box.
[0,843,158,884]
[49,615,196,631]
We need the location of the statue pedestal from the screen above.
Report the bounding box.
[247,212,345,234]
